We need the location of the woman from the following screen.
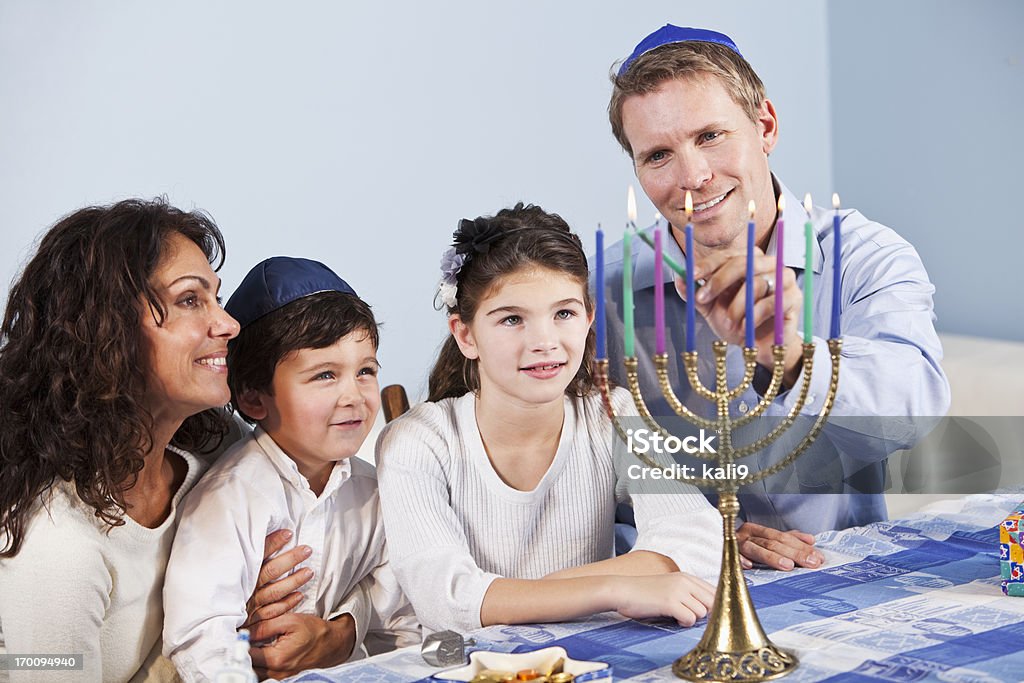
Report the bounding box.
[0,199,239,681]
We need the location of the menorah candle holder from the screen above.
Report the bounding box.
[595,337,841,682]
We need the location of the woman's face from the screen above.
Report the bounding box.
[140,233,240,424]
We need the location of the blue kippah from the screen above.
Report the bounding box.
[225,256,357,329]
[618,25,742,76]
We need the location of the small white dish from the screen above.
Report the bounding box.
[432,646,611,682]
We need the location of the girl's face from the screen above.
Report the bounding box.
[451,267,593,408]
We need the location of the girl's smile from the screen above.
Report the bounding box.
[519,360,567,380]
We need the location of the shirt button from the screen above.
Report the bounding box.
[738,401,749,414]
[807,394,816,405]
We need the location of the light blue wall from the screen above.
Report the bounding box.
[828,0,1023,342]
[0,1,832,397]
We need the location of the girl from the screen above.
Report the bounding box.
[376,203,723,633]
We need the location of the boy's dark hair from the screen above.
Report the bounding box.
[227,291,379,423]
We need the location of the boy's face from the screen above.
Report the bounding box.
[252,331,380,490]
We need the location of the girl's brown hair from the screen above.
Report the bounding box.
[427,203,595,402]
[0,198,229,557]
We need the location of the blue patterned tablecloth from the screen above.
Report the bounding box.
[287,493,1024,683]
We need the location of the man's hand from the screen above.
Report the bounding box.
[736,522,824,571]
[249,612,356,680]
[677,249,804,386]
[244,529,314,628]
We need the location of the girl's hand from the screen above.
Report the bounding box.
[612,573,716,626]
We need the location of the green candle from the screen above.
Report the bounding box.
[803,194,814,344]
[624,228,635,357]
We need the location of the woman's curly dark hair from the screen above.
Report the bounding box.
[0,198,230,557]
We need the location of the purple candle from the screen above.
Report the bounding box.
[654,226,665,354]
[684,192,696,352]
[774,195,785,346]
[745,201,755,349]
[803,194,814,345]
[595,226,606,359]
[831,193,842,339]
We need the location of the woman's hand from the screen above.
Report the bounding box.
[243,529,314,628]
[611,573,716,626]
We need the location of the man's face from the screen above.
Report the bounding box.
[621,74,779,255]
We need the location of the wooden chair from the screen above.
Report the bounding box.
[380,384,410,423]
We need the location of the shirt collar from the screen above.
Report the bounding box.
[632,174,823,292]
[254,425,352,499]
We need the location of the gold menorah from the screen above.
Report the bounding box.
[595,336,841,682]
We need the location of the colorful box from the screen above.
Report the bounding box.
[1000,502,1024,596]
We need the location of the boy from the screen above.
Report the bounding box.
[163,257,419,682]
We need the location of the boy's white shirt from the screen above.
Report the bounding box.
[162,426,419,683]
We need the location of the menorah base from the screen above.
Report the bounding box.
[670,491,799,682]
[672,643,797,682]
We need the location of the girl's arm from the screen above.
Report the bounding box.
[541,549,679,579]
[607,388,725,583]
[480,572,715,627]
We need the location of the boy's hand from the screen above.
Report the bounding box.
[249,612,356,679]
[244,529,314,627]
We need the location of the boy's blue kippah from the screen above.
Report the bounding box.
[618,25,742,76]
[225,256,357,329]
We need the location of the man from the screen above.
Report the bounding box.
[600,25,950,570]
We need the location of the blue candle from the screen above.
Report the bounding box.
[595,226,606,359]
[831,194,842,339]
[745,201,755,349]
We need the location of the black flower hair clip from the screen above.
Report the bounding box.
[452,217,505,256]
[435,217,504,311]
